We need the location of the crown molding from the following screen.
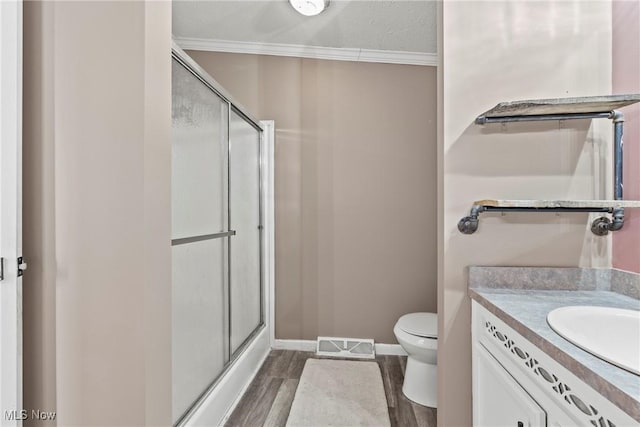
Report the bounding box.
[173,37,438,67]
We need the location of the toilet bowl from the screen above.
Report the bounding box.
[393,312,437,408]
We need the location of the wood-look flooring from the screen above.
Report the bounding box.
[225,350,437,427]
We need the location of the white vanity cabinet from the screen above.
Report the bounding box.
[475,343,546,427]
[472,301,638,427]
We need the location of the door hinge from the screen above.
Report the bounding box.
[0,258,4,281]
[17,256,27,277]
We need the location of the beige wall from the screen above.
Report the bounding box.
[23,2,56,424]
[187,51,437,343]
[438,1,612,426]
[23,1,172,425]
[612,0,640,273]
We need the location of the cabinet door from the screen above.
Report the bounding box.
[474,343,546,427]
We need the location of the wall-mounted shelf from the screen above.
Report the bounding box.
[470,199,640,209]
[475,94,640,124]
[460,94,640,236]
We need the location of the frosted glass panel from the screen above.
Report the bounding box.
[171,58,230,424]
[230,110,262,353]
[172,59,228,239]
[171,238,228,423]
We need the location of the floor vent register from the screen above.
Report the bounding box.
[316,336,375,359]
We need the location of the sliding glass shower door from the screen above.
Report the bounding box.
[171,56,264,425]
[171,58,230,423]
[229,109,262,354]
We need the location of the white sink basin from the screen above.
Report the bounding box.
[547,306,640,375]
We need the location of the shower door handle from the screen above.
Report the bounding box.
[172,230,236,246]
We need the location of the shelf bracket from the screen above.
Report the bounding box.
[458,204,626,236]
[591,208,625,236]
[458,205,484,234]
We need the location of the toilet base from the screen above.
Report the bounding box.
[402,356,437,408]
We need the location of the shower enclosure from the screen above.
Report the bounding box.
[171,44,270,426]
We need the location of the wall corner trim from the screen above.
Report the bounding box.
[272,339,407,356]
[173,37,438,67]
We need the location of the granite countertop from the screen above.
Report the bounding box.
[468,267,640,422]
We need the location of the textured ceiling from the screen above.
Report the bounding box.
[172,0,437,54]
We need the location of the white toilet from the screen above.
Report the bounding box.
[393,312,437,408]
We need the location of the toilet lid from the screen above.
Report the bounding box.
[397,313,437,338]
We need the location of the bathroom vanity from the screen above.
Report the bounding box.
[469,267,640,427]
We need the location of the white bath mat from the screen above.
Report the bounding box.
[286,359,390,427]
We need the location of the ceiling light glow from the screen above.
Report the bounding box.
[289,0,329,17]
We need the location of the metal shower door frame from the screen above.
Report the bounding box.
[171,42,266,426]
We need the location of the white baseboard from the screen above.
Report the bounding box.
[272,339,407,356]
[273,339,317,352]
[375,343,408,356]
